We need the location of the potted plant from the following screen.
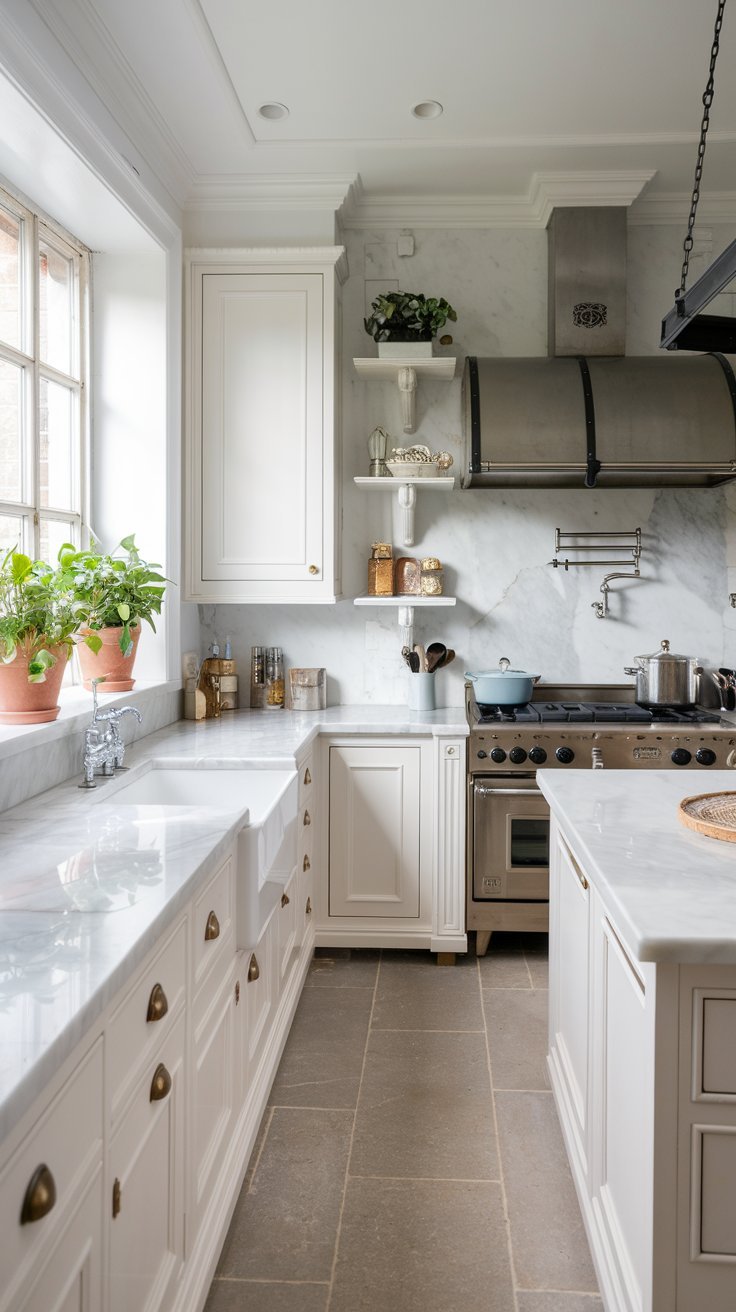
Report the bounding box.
[0,549,78,723]
[58,535,167,691]
[364,291,457,358]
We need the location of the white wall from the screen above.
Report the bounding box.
[200,220,736,706]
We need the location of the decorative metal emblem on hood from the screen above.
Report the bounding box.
[573,302,607,329]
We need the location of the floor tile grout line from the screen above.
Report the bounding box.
[346,1172,502,1184]
[324,951,382,1312]
[245,1104,275,1195]
[477,951,521,1312]
[213,1276,331,1286]
[370,1026,486,1034]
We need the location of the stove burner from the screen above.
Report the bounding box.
[474,700,721,725]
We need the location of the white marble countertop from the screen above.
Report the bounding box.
[0,706,466,1144]
[539,769,736,966]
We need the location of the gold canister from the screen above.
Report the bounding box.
[420,556,444,596]
[368,542,394,596]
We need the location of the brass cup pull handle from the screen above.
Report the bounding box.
[21,1164,56,1225]
[146,982,168,1023]
[248,953,260,982]
[204,910,220,941]
[305,897,312,916]
[281,892,290,908]
[303,810,311,826]
[303,767,311,785]
[150,1063,172,1102]
[303,854,311,872]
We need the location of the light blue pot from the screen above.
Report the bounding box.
[465,668,540,706]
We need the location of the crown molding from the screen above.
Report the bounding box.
[185,244,349,283]
[185,173,358,214]
[629,191,736,226]
[341,170,657,229]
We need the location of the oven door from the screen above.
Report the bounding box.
[472,775,549,900]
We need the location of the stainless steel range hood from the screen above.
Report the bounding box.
[462,209,736,489]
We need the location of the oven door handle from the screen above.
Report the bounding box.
[474,786,541,797]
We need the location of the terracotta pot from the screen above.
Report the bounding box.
[76,625,141,692]
[0,642,69,724]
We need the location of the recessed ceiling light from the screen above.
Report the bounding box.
[258,102,289,121]
[411,100,443,119]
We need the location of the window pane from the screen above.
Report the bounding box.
[39,516,76,565]
[0,207,21,350]
[39,376,75,511]
[0,514,26,557]
[39,239,74,376]
[0,358,23,502]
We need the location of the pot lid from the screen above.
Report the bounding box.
[635,639,697,663]
[467,658,540,680]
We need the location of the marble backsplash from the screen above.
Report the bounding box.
[201,222,736,707]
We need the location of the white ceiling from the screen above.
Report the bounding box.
[26,0,736,216]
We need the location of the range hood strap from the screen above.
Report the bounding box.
[709,352,736,432]
[577,356,600,488]
[467,356,481,473]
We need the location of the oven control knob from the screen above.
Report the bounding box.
[556,747,575,764]
[490,747,507,763]
[528,746,547,765]
[696,748,717,766]
[477,750,487,759]
[671,748,692,766]
[509,747,527,765]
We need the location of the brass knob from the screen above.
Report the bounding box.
[20,1164,56,1225]
[305,897,312,916]
[304,767,311,785]
[235,980,240,1005]
[146,982,168,1023]
[303,854,311,872]
[281,892,290,908]
[308,565,319,575]
[150,1063,172,1102]
[204,910,220,941]
[248,954,260,982]
[303,810,311,826]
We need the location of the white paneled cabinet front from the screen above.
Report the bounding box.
[328,742,428,922]
[185,249,345,604]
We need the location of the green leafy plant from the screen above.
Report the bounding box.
[363,291,458,344]
[57,535,168,659]
[0,548,78,682]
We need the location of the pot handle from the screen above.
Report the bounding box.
[623,667,639,676]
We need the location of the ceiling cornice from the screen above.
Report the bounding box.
[341,171,657,230]
[185,174,358,214]
[629,191,736,225]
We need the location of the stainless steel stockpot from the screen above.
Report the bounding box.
[624,639,703,708]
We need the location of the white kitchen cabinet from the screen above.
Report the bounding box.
[109,1011,186,1312]
[190,959,240,1242]
[548,826,592,1184]
[185,248,346,604]
[13,1172,104,1312]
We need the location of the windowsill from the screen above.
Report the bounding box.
[0,680,182,763]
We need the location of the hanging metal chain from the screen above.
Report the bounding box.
[677,0,727,299]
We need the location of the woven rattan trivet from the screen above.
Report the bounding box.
[679,792,736,843]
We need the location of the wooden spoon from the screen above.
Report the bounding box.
[413,643,427,673]
[426,642,447,673]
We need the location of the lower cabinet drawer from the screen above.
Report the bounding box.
[109,1012,185,1312]
[107,919,186,1124]
[12,1168,103,1312]
[193,854,234,994]
[0,1039,103,1307]
[191,960,240,1239]
[241,916,276,1088]
[277,871,298,986]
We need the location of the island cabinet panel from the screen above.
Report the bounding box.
[185,249,344,604]
[15,1171,103,1312]
[190,959,241,1241]
[328,744,422,919]
[548,825,592,1182]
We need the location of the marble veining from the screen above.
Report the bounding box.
[0,706,465,1144]
[540,769,736,965]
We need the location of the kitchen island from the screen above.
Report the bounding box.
[539,769,736,1312]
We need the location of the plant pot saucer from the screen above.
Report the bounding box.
[0,705,61,724]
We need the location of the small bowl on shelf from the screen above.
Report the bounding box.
[386,461,437,479]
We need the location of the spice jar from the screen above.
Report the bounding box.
[420,557,444,596]
[266,646,285,709]
[368,542,394,596]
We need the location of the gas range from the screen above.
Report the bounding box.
[466,682,736,772]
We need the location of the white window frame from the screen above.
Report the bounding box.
[0,181,89,561]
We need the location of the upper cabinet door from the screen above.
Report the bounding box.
[185,249,345,604]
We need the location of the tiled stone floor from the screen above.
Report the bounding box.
[205,933,603,1312]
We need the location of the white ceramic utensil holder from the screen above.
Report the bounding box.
[408,672,436,711]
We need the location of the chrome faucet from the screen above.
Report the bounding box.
[79,679,142,788]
